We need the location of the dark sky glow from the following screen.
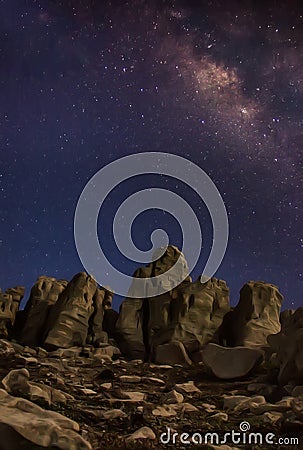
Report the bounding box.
[0,0,302,310]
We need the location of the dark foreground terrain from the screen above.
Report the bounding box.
[0,340,301,450]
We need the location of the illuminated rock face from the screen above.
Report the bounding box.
[115,245,191,360]
[115,245,230,362]
[0,286,24,338]
[20,274,114,349]
[43,272,98,349]
[20,276,67,346]
[149,277,230,357]
[219,281,283,348]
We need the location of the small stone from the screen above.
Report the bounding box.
[149,364,173,369]
[174,381,201,394]
[125,426,156,443]
[176,402,199,413]
[223,395,266,412]
[36,347,48,358]
[102,409,126,419]
[80,389,97,395]
[143,376,165,385]
[16,356,38,365]
[23,346,37,356]
[119,375,141,383]
[201,402,217,413]
[100,383,112,390]
[250,396,293,414]
[162,390,184,404]
[108,391,145,402]
[210,412,229,421]
[94,346,118,359]
[98,354,113,362]
[50,347,82,358]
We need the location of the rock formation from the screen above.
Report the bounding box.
[218,281,283,347]
[20,276,67,347]
[115,245,190,360]
[149,277,230,356]
[0,246,301,449]
[116,246,230,363]
[43,272,98,349]
[0,286,24,338]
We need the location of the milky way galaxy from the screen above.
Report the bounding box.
[0,0,302,309]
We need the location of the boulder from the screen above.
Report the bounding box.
[2,368,73,406]
[0,388,91,449]
[20,276,67,347]
[202,343,263,379]
[125,426,156,443]
[44,273,97,349]
[268,307,303,385]
[219,281,283,347]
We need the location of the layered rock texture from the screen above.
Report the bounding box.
[115,246,230,363]
[218,281,283,348]
[20,276,68,347]
[0,286,25,338]
[2,246,286,367]
[0,245,302,448]
[17,273,113,351]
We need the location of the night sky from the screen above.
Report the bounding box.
[1,0,302,311]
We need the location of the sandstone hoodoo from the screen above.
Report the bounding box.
[18,273,114,351]
[217,280,283,348]
[0,245,301,449]
[0,286,25,339]
[20,276,68,347]
[115,246,230,364]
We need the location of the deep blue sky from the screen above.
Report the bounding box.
[0,0,302,311]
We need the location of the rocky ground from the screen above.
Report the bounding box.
[1,248,302,448]
[0,340,302,450]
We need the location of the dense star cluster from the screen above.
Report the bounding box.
[0,0,302,309]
